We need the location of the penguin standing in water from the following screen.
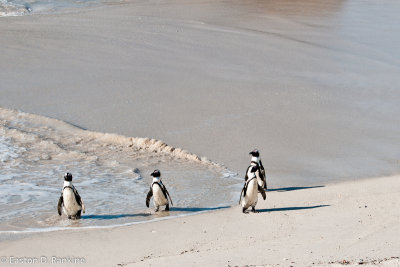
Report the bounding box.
[57,173,85,219]
[246,149,267,190]
[240,165,266,213]
[146,170,173,212]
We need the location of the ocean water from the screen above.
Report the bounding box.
[0,108,240,233]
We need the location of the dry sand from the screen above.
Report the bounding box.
[1,175,399,266]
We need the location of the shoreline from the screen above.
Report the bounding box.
[0,173,394,236]
[0,206,229,236]
[1,175,399,266]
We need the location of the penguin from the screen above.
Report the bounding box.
[239,165,266,213]
[57,173,85,219]
[146,170,173,212]
[245,149,267,190]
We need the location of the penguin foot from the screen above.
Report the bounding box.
[154,207,160,212]
[242,207,248,214]
[68,216,72,219]
[251,207,259,213]
[165,204,170,211]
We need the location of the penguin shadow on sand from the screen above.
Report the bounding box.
[256,204,330,213]
[267,185,325,192]
[257,185,329,213]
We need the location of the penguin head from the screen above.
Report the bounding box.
[64,172,73,182]
[150,169,161,178]
[249,149,260,157]
[150,169,161,182]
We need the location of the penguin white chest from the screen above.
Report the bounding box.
[153,185,168,206]
[242,178,258,209]
[63,188,81,216]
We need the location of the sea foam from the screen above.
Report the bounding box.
[0,107,240,233]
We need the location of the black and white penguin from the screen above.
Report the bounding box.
[246,149,267,190]
[57,173,85,219]
[240,165,266,213]
[146,170,173,212]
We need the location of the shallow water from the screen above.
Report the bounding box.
[0,108,240,233]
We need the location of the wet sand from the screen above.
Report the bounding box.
[1,0,400,186]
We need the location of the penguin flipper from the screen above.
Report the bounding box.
[258,164,265,179]
[239,187,244,204]
[72,187,85,213]
[146,188,153,208]
[158,183,173,207]
[258,185,266,200]
[261,171,267,190]
[244,166,251,182]
[72,187,83,206]
[81,202,86,214]
[57,196,63,216]
[239,183,247,204]
[259,160,264,170]
[258,163,267,190]
[164,187,173,207]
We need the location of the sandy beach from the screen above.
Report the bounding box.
[0,175,399,266]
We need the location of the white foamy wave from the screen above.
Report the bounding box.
[0,0,120,17]
[0,107,222,166]
[0,135,25,163]
[0,0,30,16]
[0,107,239,233]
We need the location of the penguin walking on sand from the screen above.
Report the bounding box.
[57,173,85,219]
[246,149,267,190]
[146,170,173,212]
[240,165,266,213]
